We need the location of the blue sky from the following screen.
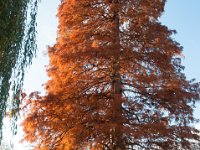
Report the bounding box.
[160,0,200,124]
[9,0,200,149]
[161,0,200,82]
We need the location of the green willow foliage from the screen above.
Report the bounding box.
[0,0,38,141]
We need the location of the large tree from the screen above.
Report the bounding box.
[22,0,200,149]
[0,0,38,141]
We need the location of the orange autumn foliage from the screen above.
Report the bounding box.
[22,0,200,149]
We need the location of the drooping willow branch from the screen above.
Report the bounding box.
[0,0,39,142]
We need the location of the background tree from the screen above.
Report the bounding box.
[0,141,13,150]
[0,0,38,142]
[22,0,200,149]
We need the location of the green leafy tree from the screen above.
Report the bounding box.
[0,0,38,142]
[22,0,200,149]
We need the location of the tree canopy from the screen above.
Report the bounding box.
[0,0,38,141]
[22,0,200,149]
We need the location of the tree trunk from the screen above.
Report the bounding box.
[111,0,124,149]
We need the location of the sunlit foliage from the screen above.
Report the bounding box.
[22,0,200,149]
[0,0,38,142]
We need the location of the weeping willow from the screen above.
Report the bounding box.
[0,0,38,142]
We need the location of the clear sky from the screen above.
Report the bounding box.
[161,0,200,82]
[8,0,200,149]
[160,0,200,128]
